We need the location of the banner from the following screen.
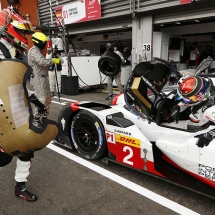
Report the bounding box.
[180,0,192,4]
[54,0,101,26]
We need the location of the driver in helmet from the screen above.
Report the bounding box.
[167,76,215,148]
[0,7,34,59]
[0,7,58,202]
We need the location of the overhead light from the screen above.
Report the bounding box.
[160,24,164,26]
[176,22,181,24]
[195,20,200,22]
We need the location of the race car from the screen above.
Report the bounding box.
[55,57,215,199]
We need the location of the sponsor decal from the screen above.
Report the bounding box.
[198,164,215,181]
[107,115,112,119]
[114,129,131,136]
[116,134,140,148]
[71,127,78,149]
[95,121,103,146]
[95,146,101,153]
[61,118,66,130]
[106,131,116,144]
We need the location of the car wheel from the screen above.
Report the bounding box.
[70,110,107,160]
[98,51,122,76]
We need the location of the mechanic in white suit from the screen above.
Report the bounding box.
[47,45,64,97]
[167,76,215,148]
[105,43,125,100]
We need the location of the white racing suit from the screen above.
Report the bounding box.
[28,46,53,116]
[107,50,125,95]
[162,97,215,129]
[0,38,33,183]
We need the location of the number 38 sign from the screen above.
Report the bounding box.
[143,43,151,52]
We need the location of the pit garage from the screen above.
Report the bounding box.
[152,0,215,73]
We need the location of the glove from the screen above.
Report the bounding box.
[194,129,215,148]
[29,94,47,117]
[37,106,47,117]
[169,105,180,124]
[52,58,61,64]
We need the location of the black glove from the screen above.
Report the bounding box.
[37,106,47,117]
[29,94,47,117]
[194,129,215,148]
[169,105,180,124]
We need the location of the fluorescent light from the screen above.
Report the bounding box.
[176,22,181,24]
[195,20,200,22]
[160,24,164,26]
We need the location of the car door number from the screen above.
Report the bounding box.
[116,143,144,170]
[123,146,133,165]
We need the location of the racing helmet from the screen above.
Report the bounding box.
[176,76,210,105]
[123,47,129,52]
[0,8,34,51]
[32,32,48,50]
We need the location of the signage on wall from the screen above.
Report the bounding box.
[102,32,132,41]
[143,44,151,52]
[180,0,192,4]
[54,0,101,26]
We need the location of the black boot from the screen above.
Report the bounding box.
[15,185,37,202]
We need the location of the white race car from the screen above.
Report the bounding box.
[55,57,215,199]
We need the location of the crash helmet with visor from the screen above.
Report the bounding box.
[106,42,114,51]
[0,8,34,51]
[176,76,210,105]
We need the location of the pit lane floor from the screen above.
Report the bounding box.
[1,91,215,215]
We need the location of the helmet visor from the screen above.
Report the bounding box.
[12,20,34,34]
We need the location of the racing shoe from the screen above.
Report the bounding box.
[105,94,113,100]
[15,185,37,202]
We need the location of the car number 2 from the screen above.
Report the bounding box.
[116,143,144,170]
[123,146,133,165]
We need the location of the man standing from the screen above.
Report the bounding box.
[105,43,125,100]
[47,45,64,97]
[123,47,132,66]
[28,32,61,117]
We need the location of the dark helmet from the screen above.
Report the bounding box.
[32,32,48,50]
[106,42,114,51]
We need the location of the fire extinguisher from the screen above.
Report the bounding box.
[46,37,52,49]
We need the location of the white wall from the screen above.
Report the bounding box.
[153,32,162,58]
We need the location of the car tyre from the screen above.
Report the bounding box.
[70,110,107,160]
[98,51,122,76]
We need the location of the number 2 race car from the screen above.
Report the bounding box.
[55,56,215,199]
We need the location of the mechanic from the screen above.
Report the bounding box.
[28,32,61,119]
[105,42,125,100]
[0,7,57,202]
[166,76,215,148]
[122,47,132,66]
[47,45,64,97]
